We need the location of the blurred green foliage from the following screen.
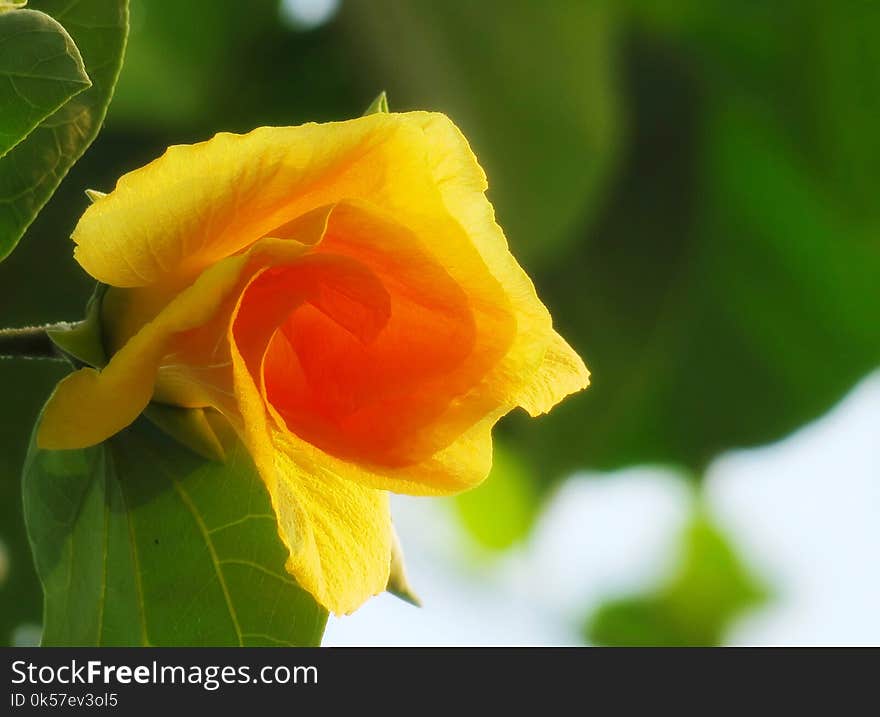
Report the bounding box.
[2,0,878,646]
[454,443,540,552]
[585,514,767,646]
[508,1,880,480]
[344,0,623,268]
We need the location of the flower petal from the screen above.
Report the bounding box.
[413,111,591,412]
[517,329,590,416]
[235,200,516,468]
[229,282,392,614]
[73,115,433,288]
[271,431,392,616]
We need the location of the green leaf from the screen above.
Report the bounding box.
[22,414,327,646]
[0,360,67,646]
[0,8,91,158]
[0,0,128,263]
[585,514,766,646]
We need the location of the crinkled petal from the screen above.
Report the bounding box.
[413,111,591,412]
[518,329,590,416]
[73,115,434,288]
[271,432,392,615]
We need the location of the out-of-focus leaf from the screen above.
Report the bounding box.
[0,8,91,158]
[0,0,128,262]
[23,415,327,646]
[507,11,880,479]
[0,537,8,586]
[110,0,260,129]
[454,443,539,551]
[342,0,622,268]
[585,515,766,646]
[111,0,362,132]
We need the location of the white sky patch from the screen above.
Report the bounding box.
[707,371,880,646]
[323,468,691,646]
[278,0,340,31]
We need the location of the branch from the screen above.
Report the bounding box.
[0,325,65,360]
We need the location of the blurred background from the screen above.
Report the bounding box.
[2,0,879,646]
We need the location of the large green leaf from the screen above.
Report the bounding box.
[504,10,880,480]
[22,414,327,647]
[0,8,91,158]
[0,0,128,262]
[0,361,66,646]
[585,514,766,646]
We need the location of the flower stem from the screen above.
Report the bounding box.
[0,325,64,360]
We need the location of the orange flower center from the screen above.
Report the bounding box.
[233,220,499,467]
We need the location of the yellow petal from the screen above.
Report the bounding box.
[58,112,588,501]
[229,284,391,614]
[272,431,392,615]
[517,329,590,416]
[258,396,501,497]
[100,204,337,356]
[72,111,587,417]
[72,115,431,288]
[412,111,591,413]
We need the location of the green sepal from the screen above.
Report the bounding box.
[46,282,108,368]
[47,283,231,464]
[143,404,229,463]
[362,90,389,116]
[386,524,421,607]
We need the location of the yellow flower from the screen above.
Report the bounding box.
[38,112,589,614]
